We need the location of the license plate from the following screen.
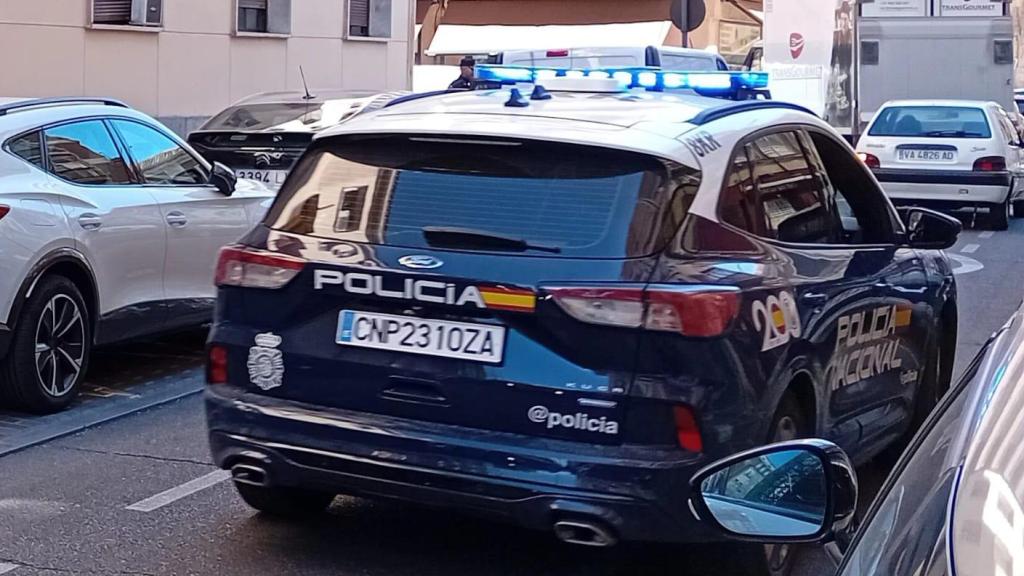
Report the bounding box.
[336,310,505,364]
[897,149,956,162]
[235,169,287,185]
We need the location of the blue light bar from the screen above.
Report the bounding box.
[475,65,770,99]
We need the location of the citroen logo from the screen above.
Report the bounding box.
[398,255,443,269]
[254,152,285,168]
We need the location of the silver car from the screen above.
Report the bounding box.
[0,97,273,413]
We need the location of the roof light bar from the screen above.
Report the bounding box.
[475,65,770,99]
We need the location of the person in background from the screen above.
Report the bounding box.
[448,57,476,90]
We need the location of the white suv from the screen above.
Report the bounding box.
[856,99,1024,230]
[0,98,273,413]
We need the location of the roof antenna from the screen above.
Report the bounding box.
[299,66,315,100]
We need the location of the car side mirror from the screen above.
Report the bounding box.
[688,440,858,543]
[209,161,237,196]
[898,207,961,250]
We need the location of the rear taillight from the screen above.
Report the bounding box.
[547,285,740,337]
[974,156,1006,171]
[673,405,703,452]
[207,345,228,384]
[857,152,880,169]
[546,49,569,57]
[214,245,306,289]
[0,205,9,220]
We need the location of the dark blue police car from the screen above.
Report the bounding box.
[205,66,961,549]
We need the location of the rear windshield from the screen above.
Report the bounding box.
[200,99,377,132]
[202,103,324,131]
[661,54,721,71]
[264,136,700,258]
[868,106,992,138]
[506,56,642,68]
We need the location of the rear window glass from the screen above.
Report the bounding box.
[507,56,641,68]
[200,98,378,132]
[868,106,992,138]
[661,54,720,71]
[264,136,699,258]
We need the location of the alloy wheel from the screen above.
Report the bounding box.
[33,294,86,397]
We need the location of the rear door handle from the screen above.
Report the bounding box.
[77,214,102,230]
[166,211,188,228]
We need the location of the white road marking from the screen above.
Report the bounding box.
[0,563,18,574]
[979,231,995,239]
[961,243,980,254]
[126,470,231,513]
[947,253,984,276]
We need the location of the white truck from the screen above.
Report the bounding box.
[747,0,1014,140]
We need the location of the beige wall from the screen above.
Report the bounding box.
[0,0,414,132]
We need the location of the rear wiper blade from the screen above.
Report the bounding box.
[422,226,562,254]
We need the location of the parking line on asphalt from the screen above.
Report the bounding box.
[962,243,980,254]
[979,231,994,239]
[126,469,231,513]
[0,563,18,574]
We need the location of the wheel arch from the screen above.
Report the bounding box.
[783,370,818,436]
[9,249,99,342]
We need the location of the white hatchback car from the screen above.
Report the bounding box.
[0,97,273,413]
[856,99,1024,230]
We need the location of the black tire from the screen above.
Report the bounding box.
[233,481,335,518]
[1014,199,1024,219]
[989,198,1010,230]
[0,275,90,413]
[729,392,811,576]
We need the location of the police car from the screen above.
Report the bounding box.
[205,65,960,552]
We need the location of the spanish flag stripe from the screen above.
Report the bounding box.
[771,309,785,327]
[895,308,912,327]
[480,288,535,311]
[485,302,535,312]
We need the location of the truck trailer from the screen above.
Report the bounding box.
[749,0,1014,140]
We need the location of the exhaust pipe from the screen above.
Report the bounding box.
[553,520,618,547]
[231,463,269,487]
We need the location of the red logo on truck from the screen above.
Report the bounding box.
[790,33,805,59]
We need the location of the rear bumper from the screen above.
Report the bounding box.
[205,386,721,543]
[873,168,1011,205]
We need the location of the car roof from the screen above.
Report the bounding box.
[879,99,997,108]
[316,87,812,165]
[0,99,162,141]
[228,89,399,106]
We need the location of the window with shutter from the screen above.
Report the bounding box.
[93,0,132,24]
[92,0,162,26]
[349,0,370,37]
[237,0,290,35]
[238,0,269,32]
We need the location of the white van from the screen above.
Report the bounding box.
[495,46,729,71]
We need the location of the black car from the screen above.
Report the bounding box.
[187,89,405,190]
[203,66,962,561]
[690,303,1024,576]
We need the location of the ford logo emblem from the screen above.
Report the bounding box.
[398,255,443,269]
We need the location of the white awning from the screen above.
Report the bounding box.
[425,22,674,56]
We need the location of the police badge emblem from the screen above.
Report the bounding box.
[247,333,284,391]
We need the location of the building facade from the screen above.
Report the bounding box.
[416,0,762,68]
[0,0,415,134]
